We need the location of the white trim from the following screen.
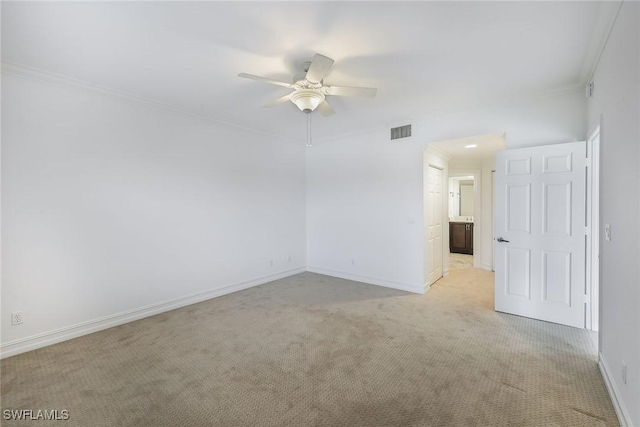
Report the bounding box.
[2,62,585,147]
[415,83,584,129]
[0,62,300,145]
[306,266,424,295]
[317,84,584,146]
[599,354,631,427]
[0,267,306,359]
[579,0,624,85]
[586,125,601,334]
[491,170,496,272]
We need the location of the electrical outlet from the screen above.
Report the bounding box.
[287,256,292,263]
[11,311,23,326]
[604,224,611,241]
[269,259,274,267]
[622,361,627,385]
[351,259,355,266]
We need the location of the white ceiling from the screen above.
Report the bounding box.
[2,1,611,143]
[430,133,506,160]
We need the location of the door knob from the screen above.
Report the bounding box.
[497,237,509,243]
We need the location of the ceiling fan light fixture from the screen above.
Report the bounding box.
[238,53,376,118]
[290,89,325,113]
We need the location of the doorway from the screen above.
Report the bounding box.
[424,134,600,333]
[423,134,506,288]
[448,172,478,269]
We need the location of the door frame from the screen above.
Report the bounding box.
[586,124,601,335]
[491,170,495,271]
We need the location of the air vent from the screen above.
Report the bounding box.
[391,124,411,140]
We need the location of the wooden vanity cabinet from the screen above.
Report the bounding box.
[449,222,473,254]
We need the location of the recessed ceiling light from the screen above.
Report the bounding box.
[465,144,477,148]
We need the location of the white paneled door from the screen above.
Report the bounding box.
[427,166,443,286]
[495,141,586,328]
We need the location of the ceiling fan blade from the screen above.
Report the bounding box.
[305,54,334,83]
[264,94,291,108]
[325,85,377,98]
[238,73,292,88]
[316,100,335,117]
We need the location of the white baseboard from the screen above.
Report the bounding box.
[598,353,632,427]
[0,267,306,359]
[306,266,423,294]
[425,275,446,291]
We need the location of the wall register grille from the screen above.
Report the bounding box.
[391,124,412,140]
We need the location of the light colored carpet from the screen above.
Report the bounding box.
[1,270,618,426]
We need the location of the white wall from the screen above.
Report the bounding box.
[306,91,586,290]
[305,130,426,293]
[587,2,640,425]
[1,73,306,356]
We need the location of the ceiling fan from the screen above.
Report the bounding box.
[238,53,377,116]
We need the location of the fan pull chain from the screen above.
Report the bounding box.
[306,113,312,148]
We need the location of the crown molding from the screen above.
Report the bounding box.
[1,62,301,145]
[414,83,585,126]
[2,61,584,148]
[578,0,624,85]
[315,83,584,146]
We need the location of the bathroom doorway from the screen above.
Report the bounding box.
[448,173,478,269]
[426,133,506,276]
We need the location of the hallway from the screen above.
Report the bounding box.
[448,252,474,269]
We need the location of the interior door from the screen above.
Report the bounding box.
[427,166,443,286]
[494,141,586,328]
